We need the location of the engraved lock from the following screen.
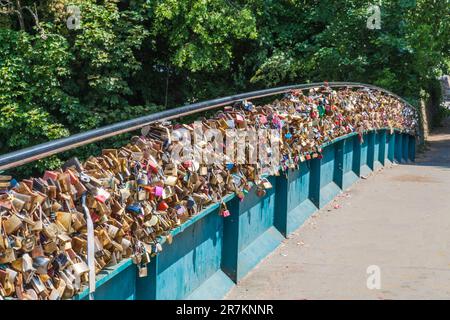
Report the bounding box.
[79,173,91,184]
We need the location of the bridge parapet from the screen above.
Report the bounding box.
[73,129,415,300]
[0,83,416,300]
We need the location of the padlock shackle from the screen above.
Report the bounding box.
[0,82,414,171]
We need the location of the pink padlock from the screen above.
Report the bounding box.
[259,115,268,124]
[221,210,231,218]
[154,186,163,197]
[236,114,244,124]
[272,115,280,125]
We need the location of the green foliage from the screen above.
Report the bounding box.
[0,29,74,174]
[0,0,449,178]
[46,0,152,130]
[149,0,257,72]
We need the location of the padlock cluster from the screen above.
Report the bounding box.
[0,86,417,300]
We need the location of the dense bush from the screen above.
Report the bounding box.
[0,0,449,177]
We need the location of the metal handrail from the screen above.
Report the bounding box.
[0,82,414,171]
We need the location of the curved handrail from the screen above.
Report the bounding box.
[0,82,415,171]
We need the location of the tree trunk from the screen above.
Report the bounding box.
[14,0,25,31]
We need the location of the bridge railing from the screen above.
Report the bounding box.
[0,82,414,171]
[0,82,417,300]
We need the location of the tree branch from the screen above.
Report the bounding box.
[22,5,42,31]
[1,0,45,34]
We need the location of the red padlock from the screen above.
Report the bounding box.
[183,161,192,169]
[43,171,58,181]
[90,211,100,223]
[158,201,169,211]
[142,186,156,200]
[259,115,268,124]
[66,170,79,185]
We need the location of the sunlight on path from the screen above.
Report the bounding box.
[226,120,450,300]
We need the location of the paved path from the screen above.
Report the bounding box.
[226,120,450,300]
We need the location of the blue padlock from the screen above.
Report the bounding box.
[126,203,142,215]
[10,179,18,188]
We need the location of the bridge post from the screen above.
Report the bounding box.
[309,157,321,208]
[368,132,376,171]
[360,133,374,176]
[395,132,403,163]
[352,135,362,177]
[387,131,395,163]
[378,130,387,166]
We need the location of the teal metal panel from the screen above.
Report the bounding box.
[286,163,313,212]
[154,205,226,299]
[237,178,276,251]
[275,162,318,236]
[352,135,362,176]
[309,158,321,210]
[360,133,373,176]
[135,195,236,300]
[379,130,387,166]
[313,143,343,208]
[387,132,395,163]
[373,131,383,170]
[402,134,409,162]
[135,256,157,300]
[320,145,336,187]
[75,259,136,300]
[91,262,136,300]
[334,140,344,189]
[342,136,361,189]
[186,269,235,300]
[384,131,391,164]
[342,135,360,189]
[222,177,284,282]
[408,135,416,162]
[342,136,354,173]
[395,133,403,163]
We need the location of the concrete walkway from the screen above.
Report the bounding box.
[226,121,450,300]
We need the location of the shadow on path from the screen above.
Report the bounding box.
[414,117,450,169]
